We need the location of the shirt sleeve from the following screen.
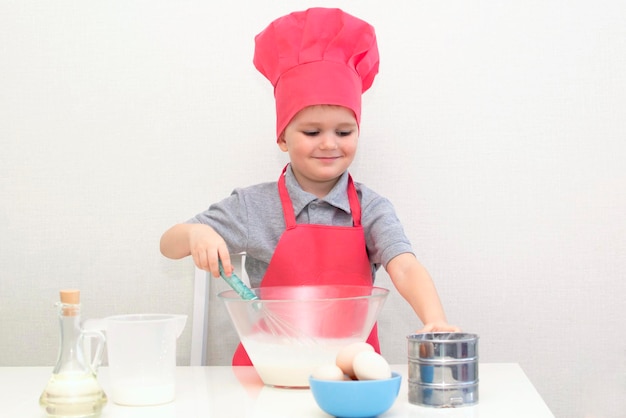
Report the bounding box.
[358,185,415,268]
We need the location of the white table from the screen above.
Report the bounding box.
[2,363,553,417]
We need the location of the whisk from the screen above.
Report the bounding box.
[218,261,315,344]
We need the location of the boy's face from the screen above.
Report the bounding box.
[279,105,359,196]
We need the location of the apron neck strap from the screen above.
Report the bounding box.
[346,175,362,226]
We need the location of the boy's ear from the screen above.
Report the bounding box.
[277,132,288,151]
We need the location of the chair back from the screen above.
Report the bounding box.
[190,254,249,366]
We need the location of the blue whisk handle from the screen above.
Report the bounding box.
[219,261,259,301]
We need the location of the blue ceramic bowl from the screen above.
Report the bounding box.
[309,372,402,417]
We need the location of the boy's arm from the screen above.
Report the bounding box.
[386,253,460,332]
[160,223,196,259]
[160,223,233,277]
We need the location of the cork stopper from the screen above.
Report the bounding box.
[60,289,80,304]
[60,289,80,316]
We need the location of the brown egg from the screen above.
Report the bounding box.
[335,342,375,379]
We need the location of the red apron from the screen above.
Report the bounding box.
[232,166,380,365]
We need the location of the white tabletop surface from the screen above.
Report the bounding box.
[2,363,553,417]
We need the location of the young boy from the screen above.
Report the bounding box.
[160,7,459,365]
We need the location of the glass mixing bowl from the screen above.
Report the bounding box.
[219,284,389,388]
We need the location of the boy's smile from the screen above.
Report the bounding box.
[279,105,359,198]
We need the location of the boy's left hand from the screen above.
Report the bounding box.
[417,322,461,333]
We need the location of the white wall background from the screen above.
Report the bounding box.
[1,1,625,417]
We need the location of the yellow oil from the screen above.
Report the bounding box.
[39,372,107,418]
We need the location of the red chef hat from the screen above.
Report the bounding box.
[253,8,380,141]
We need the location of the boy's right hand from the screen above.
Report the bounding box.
[188,224,233,278]
[160,223,234,278]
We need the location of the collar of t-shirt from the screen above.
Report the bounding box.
[284,165,352,217]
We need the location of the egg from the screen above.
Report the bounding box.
[312,364,345,381]
[336,342,375,379]
[352,351,392,380]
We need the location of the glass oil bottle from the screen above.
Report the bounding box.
[39,289,107,417]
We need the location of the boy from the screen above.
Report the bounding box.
[161,7,459,365]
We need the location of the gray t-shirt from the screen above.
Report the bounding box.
[188,166,414,287]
